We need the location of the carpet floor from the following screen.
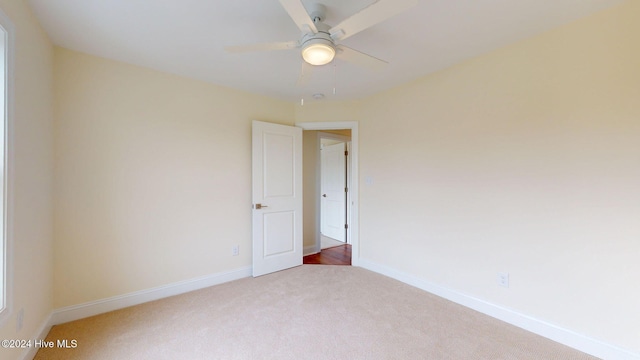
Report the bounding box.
[34,265,597,359]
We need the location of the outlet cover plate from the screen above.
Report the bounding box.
[498,272,509,288]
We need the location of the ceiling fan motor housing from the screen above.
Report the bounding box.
[300,21,336,65]
[300,21,333,48]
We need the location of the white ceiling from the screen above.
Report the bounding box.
[27,0,625,102]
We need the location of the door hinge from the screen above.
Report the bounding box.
[345,187,348,193]
[345,150,349,156]
[345,224,349,229]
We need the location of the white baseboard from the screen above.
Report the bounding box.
[50,266,252,326]
[357,259,639,360]
[20,313,53,360]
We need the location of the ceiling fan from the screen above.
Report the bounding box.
[225,0,418,71]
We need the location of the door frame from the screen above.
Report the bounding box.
[297,121,359,266]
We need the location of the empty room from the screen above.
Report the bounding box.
[0,0,639,359]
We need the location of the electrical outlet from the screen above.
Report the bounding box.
[16,308,24,332]
[364,176,374,185]
[232,245,239,256]
[498,272,509,288]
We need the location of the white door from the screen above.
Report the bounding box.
[321,142,347,242]
[252,121,303,277]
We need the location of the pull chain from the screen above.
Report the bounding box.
[333,63,337,95]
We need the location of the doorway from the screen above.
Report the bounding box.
[298,121,359,266]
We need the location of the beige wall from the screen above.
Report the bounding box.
[302,131,319,250]
[295,101,362,124]
[320,129,352,137]
[0,1,54,360]
[53,48,294,307]
[353,1,639,353]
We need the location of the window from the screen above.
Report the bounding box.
[0,9,13,324]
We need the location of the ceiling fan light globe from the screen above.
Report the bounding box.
[302,43,335,66]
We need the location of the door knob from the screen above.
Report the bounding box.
[322,194,327,197]
[254,203,268,209]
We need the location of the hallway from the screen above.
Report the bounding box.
[303,244,351,265]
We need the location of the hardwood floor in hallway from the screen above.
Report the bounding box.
[303,244,351,265]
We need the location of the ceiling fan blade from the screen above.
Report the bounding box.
[225,41,298,53]
[279,0,317,33]
[336,45,388,71]
[329,0,417,41]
